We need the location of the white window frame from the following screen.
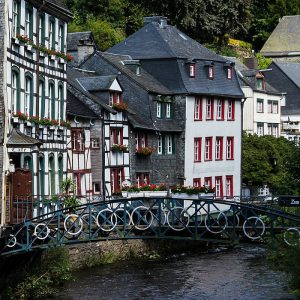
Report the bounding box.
[25,77,31,115]
[257,123,264,136]
[216,99,223,120]
[158,136,163,155]
[206,97,212,119]
[257,99,264,113]
[226,137,234,160]
[157,102,162,118]
[166,103,171,118]
[166,135,173,154]
[12,1,19,38]
[194,97,201,120]
[25,7,31,37]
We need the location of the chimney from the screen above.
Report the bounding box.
[77,39,95,63]
[244,57,258,70]
[143,16,168,28]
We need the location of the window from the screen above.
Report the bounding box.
[268,100,278,114]
[58,24,65,52]
[135,132,147,149]
[206,97,214,120]
[226,137,234,160]
[49,82,55,119]
[39,79,45,118]
[49,18,55,50]
[58,155,64,190]
[257,99,264,113]
[189,64,195,77]
[110,127,123,145]
[136,173,150,186]
[216,98,225,120]
[204,177,212,188]
[25,4,33,39]
[39,156,45,197]
[48,155,55,195]
[257,123,264,136]
[25,75,33,116]
[209,65,214,79]
[256,77,264,90]
[91,138,100,149]
[227,66,232,79]
[57,130,63,141]
[111,168,124,192]
[194,138,202,162]
[58,84,64,121]
[93,182,101,194]
[267,124,279,137]
[166,135,174,154]
[227,99,235,120]
[72,129,85,152]
[193,178,201,187]
[39,14,45,45]
[205,137,212,161]
[158,135,163,155]
[215,137,223,160]
[215,176,223,198]
[156,102,162,118]
[194,97,202,120]
[166,103,171,118]
[109,92,122,106]
[11,69,20,112]
[225,176,233,198]
[12,0,20,38]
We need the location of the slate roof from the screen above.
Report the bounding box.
[239,70,281,95]
[77,75,117,92]
[47,0,68,10]
[7,129,42,147]
[99,52,173,95]
[109,21,225,61]
[67,32,95,52]
[272,61,300,88]
[67,67,116,114]
[108,20,244,98]
[261,15,300,56]
[67,90,98,118]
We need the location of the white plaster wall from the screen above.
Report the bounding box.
[184,95,242,197]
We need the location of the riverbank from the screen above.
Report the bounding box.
[0,239,209,299]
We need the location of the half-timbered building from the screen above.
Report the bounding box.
[0,0,72,224]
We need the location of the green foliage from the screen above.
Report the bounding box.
[69,17,125,51]
[267,241,300,291]
[242,133,300,194]
[256,53,272,69]
[3,247,72,299]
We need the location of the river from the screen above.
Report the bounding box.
[54,245,297,300]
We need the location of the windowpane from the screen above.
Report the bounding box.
[226,137,234,160]
[194,97,202,120]
[257,99,263,113]
[166,103,171,118]
[205,137,212,160]
[157,102,162,118]
[215,137,223,160]
[194,138,201,162]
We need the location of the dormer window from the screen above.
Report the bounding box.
[189,64,195,77]
[256,77,265,90]
[209,65,214,79]
[109,92,122,106]
[227,66,232,79]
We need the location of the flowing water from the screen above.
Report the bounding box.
[55,246,297,300]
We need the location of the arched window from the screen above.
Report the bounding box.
[58,155,63,192]
[11,68,20,112]
[25,73,33,116]
[39,78,45,118]
[48,81,55,119]
[39,155,45,198]
[58,84,64,121]
[48,154,55,196]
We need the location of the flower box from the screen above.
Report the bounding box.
[25,44,34,52]
[12,37,20,45]
[49,54,56,60]
[12,117,19,123]
[172,193,199,199]
[198,193,214,198]
[144,191,168,197]
[59,58,66,64]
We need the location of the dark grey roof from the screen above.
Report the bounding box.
[7,129,42,147]
[223,56,249,71]
[77,75,117,92]
[67,67,116,114]
[99,52,173,95]
[127,114,155,131]
[67,90,98,118]
[47,0,68,10]
[109,22,225,61]
[67,32,96,52]
[240,69,281,95]
[261,16,300,57]
[272,61,300,88]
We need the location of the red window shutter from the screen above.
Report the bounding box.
[209,137,212,160]
[232,101,235,120]
[220,137,223,160]
[120,128,123,144]
[211,98,214,120]
[221,99,225,119]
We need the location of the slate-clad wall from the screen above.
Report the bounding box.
[82,55,186,186]
[0,0,6,223]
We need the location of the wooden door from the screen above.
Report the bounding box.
[11,169,32,223]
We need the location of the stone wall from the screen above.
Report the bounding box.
[67,239,207,269]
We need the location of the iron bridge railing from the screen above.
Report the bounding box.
[1,197,300,256]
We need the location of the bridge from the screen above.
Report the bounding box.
[1,196,300,256]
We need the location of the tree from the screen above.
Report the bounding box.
[242,133,300,195]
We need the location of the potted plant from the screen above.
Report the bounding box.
[171,185,215,199]
[136,146,155,157]
[122,184,168,198]
[111,144,128,152]
[112,102,128,112]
